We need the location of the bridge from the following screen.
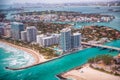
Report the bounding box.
[81,42,120,52]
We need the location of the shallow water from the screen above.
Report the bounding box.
[0,40,120,80]
[0,6,120,80]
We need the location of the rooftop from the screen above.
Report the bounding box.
[73,32,81,36]
[12,22,23,25]
[37,34,45,38]
[43,36,53,39]
[26,26,36,29]
[37,34,60,40]
[61,28,71,32]
[21,31,27,33]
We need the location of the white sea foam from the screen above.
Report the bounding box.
[0,42,35,68]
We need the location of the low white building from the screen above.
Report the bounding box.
[37,34,60,47]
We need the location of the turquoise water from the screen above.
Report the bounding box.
[0,6,120,80]
[2,6,120,30]
[0,40,120,80]
[0,43,35,68]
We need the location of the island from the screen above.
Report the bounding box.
[12,10,115,23]
[0,10,120,80]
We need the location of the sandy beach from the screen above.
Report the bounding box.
[0,40,46,66]
[62,64,120,80]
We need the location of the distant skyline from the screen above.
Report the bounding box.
[1,0,119,5]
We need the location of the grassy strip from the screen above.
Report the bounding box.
[90,64,120,76]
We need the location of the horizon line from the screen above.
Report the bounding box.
[1,0,120,5]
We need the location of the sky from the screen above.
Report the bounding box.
[0,0,118,4]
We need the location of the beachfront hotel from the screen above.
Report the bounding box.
[26,26,37,42]
[60,28,81,52]
[0,23,5,36]
[3,25,11,38]
[36,35,44,46]
[0,27,4,36]
[60,28,72,52]
[0,22,11,38]
[71,33,81,49]
[21,31,27,42]
[11,22,25,40]
[37,34,60,47]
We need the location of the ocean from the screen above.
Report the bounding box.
[0,6,120,80]
[0,40,120,80]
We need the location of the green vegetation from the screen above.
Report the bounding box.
[24,22,69,34]
[89,54,120,76]
[18,11,82,16]
[90,64,120,76]
[73,26,120,42]
[25,22,120,42]
[88,54,113,65]
[0,38,58,59]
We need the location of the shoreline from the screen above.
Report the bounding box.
[61,64,120,80]
[0,40,46,67]
[0,40,86,70]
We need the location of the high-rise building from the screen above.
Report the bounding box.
[0,23,4,36]
[26,26,37,42]
[60,28,81,52]
[36,35,44,46]
[60,28,71,52]
[51,34,60,45]
[11,22,24,40]
[71,33,81,49]
[4,25,11,38]
[21,31,27,42]
[0,28,4,36]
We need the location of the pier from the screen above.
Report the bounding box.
[81,42,120,52]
